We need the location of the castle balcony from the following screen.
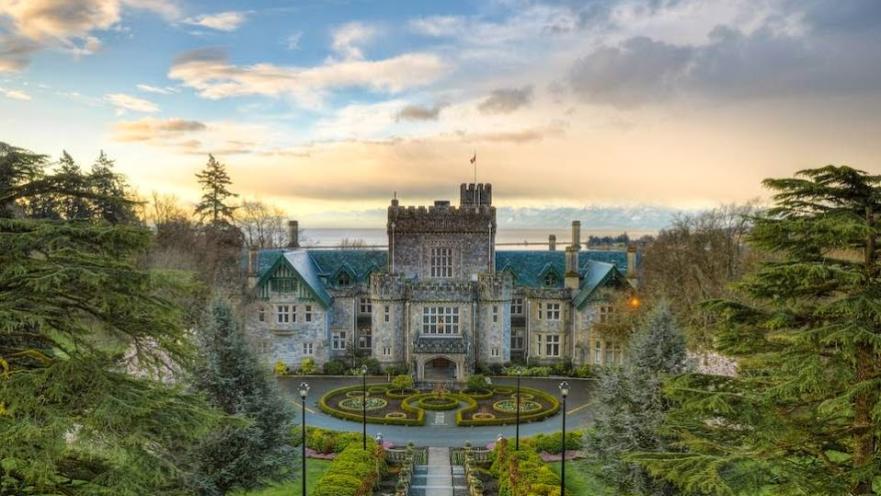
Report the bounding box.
[413,336,467,355]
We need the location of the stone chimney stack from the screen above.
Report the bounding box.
[565,245,580,289]
[287,220,299,248]
[571,220,581,250]
[247,247,259,288]
[548,234,556,251]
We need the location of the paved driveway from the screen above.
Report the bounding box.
[278,375,597,448]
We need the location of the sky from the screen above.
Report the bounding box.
[1,0,881,229]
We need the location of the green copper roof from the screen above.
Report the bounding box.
[494,250,631,288]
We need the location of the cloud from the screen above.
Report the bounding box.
[168,47,447,107]
[0,34,39,71]
[113,117,206,144]
[136,83,177,94]
[183,11,248,31]
[478,86,534,114]
[396,102,447,121]
[331,21,376,59]
[105,93,159,113]
[285,31,302,50]
[0,86,31,100]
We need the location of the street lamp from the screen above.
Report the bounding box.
[361,364,369,450]
[514,368,522,450]
[298,382,310,496]
[559,381,569,496]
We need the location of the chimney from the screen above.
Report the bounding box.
[548,234,556,251]
[287,220,299,248]
[627,243,638,287]
[571,220,581,250]
[247,247,259,288]
[565,245,580,289]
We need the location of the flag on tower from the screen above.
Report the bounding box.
[470,152,477,164]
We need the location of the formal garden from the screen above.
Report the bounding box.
[318,374,561,427]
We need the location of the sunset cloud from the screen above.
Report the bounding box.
[183,11,248,31]
[105,93,159,113]
[396,102,447,121]
[478,86,534,114]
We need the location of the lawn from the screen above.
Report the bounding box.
[548,460,614,496]
[235,459,332,496]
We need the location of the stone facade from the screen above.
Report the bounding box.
[245,183,636,381]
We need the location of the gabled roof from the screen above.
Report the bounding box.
[253,249,332,307]
[308,250,387,287]
[572,261,629,309]
[494,250,632,288]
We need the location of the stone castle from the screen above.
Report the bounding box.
[245,183,638,381]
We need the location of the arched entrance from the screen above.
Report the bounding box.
[423,356,457,381]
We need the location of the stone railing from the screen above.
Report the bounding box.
[460,443,487,496]
[384,444,427,465]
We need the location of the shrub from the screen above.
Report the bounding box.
[354,357,382,375]
[390,374,414,392]
[490,438,561,496]
[323,359,348,375]
[383,364,408,376]
[467,373,490,391]
[523,431,584,454]
[300,357,316,375]
[273,360,288,376]
[313,440,386,496]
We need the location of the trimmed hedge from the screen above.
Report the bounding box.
[457,386,560,427]
[463,388,493,400]
[384,388,418,399]
[414,394,460,411]
[319,385,424,426]
[522,430,584,454]
[313,439,386,496]
[293,426,362,454]
[491,438,562,496]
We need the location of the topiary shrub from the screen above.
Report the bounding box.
[273,360,288,376]
[313,439,386,496]
[390,374,414,393]
[300,357,316,375]
[323,359,348,375]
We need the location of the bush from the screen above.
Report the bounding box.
[273,360,288,376]
[490,438,561,496]
[523,431,584,454]
[467,373,490,391]
[295,427,363,454]
[390,374,414,392]
[354,357,382,375]
[300,357,316,375]
[383,364,408,376]
[313,440,386,496]
[323,359,348,375]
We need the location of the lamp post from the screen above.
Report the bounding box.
[361,364,369,450]
[515,368,521,450]
[559,381,569,496]
[298,382,310,496]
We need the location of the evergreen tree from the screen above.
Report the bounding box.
[634,166,881,495]
[588,303,687,495]
[56,150,93,220]
[89,150,137,224]
[1,142,217,495]
[194,154,238,225]
[185,298,296,495]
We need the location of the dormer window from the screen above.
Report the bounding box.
[544,272,558,287]
[337,272,351,286]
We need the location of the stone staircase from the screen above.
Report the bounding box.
[408,447,467,496]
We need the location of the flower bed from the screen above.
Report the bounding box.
[319,385,424,426]
[338,396,388,412]
[416,395,460,411]
[492,398,542,414]
[457,386,560,426]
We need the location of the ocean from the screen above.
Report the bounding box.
[300,228,655,250]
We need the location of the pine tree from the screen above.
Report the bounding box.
[194,154,238,226]
[56,151,93,220]
[634,166,881,495]
[587,303,687,495]
[1,142,218,495]
[185,298,296,495]
[89,150,137,224]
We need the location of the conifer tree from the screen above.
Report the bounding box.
[588,303,687,495]
[1,142,217,495]
[194,154,238,225]
[634,166,881,495]
[89,150,137,224]
[185,298,296,495]
[56,151,92,220]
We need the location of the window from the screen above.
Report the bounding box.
[359,297,372,314]
[605,340,614,364]
[271,277,297,292]
[546,335,560,357]
[358,329,372,349]
[430,247,453,278]
[511,298,524,315]
[511,329,524,350]
[332,331,346,350]
[257,340,271,353]
[422,306,460,335]
[544,272,558,287]
[492,305,499,323]
[383,346,391,356]
[276,305,290,323]
[599,305,614,323]
[302,342,313,355]
[257,306,265,322]
[305,305,312,322]
[384,305,390,322]
[491,347,499,357]
[337,272,351,286]
[594,340,602,364]
[536,334,543,356]
[537,302,543,320]
[546,303,561,321]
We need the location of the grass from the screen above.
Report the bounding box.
[235,459,332,496]
[548,460,614,496]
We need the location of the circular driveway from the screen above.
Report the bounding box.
[277,376,597,447]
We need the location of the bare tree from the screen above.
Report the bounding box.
[236,199,287,249]
[338,238,367,249]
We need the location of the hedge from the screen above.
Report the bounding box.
[491,438,562,496]
[313,440,387,496]
[463,388,494,400]
[457,386,560,427]
[405,393,461,411]
[319,385,424,426]
[521,430,584,454]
